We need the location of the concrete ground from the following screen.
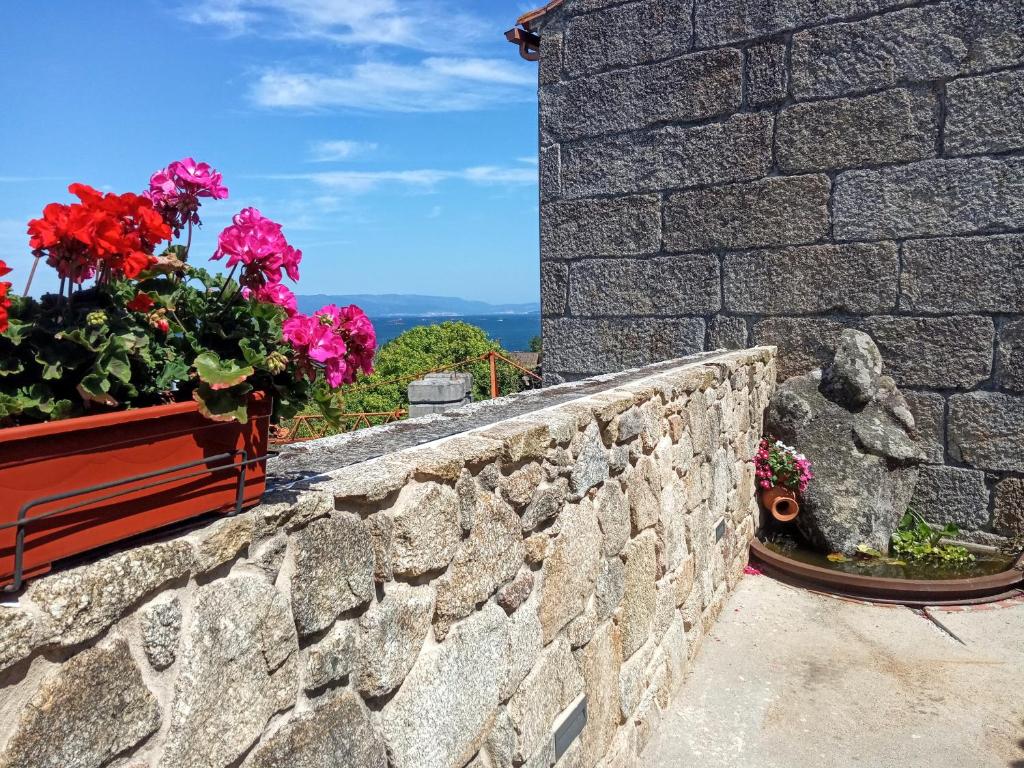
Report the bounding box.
[643,576,1024,768]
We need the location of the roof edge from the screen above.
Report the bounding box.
[516,0,565,31]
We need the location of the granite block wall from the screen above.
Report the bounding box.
[535,0,1024,540]
[0,349,774,768]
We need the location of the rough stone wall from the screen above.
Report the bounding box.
[0,348,774,768]
[536,0,1024,540]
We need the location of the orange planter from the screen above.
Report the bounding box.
[762,485,800,522]
[0,393,271,590]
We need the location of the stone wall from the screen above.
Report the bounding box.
[0,348,774,768]
[534,0,1024,540]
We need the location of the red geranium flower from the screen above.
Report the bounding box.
[126,292,155,313]
[0,259,11,334]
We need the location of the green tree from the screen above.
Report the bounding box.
[528,335,542,354]
[340,321,524,415]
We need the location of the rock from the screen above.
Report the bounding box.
[539,502,603,642]
[304,621,357,692]
[910,465,991,531]
[823,329,882,406]
[27,540,193,647]
[596,481,630,556]
[497,568,535,614]
[618,639,658,718]
[570,422,609,498]
[455,469,477,532]
[507,638,585,762]
[501,591,544,701]
[372,482,462,578]
[0,605,44,673]
[250,532,288,582]
[435,492,524,627]
[190,514,253,573]
[380,603,509,768]
[0,640,160,768]
[620,530,658,658]
[524,533,552,565]
[140,597,182,671]
[574,621,623,767]
[477,709,516,768]
[356,584,435,698]
[246,691,386,768]
[159,577,298,768]
[628,455,662,532]
[595,556,626,621]
[290,514,375,636]
[765,333,926,553]
[502,463,546,509]
[521,478,569,531]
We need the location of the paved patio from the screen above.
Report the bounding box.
[644,575,1024,768]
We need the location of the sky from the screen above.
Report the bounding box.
[0,1,542,304]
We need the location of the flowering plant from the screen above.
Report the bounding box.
[0,158,375,426]
[754,439,813,494]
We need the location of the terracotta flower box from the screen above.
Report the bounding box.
[0,393,271,590]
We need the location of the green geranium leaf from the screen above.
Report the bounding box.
[3,319,31,345]
[77,373,118,407]
[194,351,254,390]
[155,358,191,390]
[192,382,252,423]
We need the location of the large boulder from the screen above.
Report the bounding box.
[765,330,927,553]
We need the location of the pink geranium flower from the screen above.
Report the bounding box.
[282,303,376,388]
[144,157,228,235]
[212,207,301,291]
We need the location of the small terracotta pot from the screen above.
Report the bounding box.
[762,485,800,522]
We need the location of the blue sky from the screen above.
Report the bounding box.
[0,1,541,303]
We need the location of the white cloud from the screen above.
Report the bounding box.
[252,57,534,112]
[252,163,536,193]
[183,0,488,50]
[309,139,378,162]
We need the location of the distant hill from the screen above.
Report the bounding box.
[295,294,540,317]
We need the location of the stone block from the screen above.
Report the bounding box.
[540,143,560,202]
[246,691,387,768]
[541,261,568,317]
[502,592,544,701]
[435,492,524,627]
[745,42,788,107]
[902,391,945,465]
[356,584,435,698]
[381,603,509,768]
[290,514,375,636]
[0,605,45,673]
[27,540,193,647]
[665,175,830,251]
[791,2,1024,100]
[709,316,748,350]
[370,482,461,579]
[752,317,848,380]
[507,638,586,761]
[560,112,773,198]
[946,69,1024,155]
[999,320,1024,394]
[539,30,563,86]
[860,316,994,390]
[521,477,570,531]
[724,243,898,315]
[564,0,693,76]
[543,317,706,376]
[408,373,472,404]
[304,621,357,692]
[160,577,298,768]
[833,158,1024,241]
[993,478,1024,537]
[539,501,603,642]
[775,89,936,173]
[596,481,631,556]
[901,235,1024,314]
[541,194,660,260]
[620,529,658,659]
[568,255,721,316]
[541,48,740,141]
[628,455,663,532]
[910,466,991,531]
[949,392,1024,472]
[695,0,908,47]
[574,621,623,766]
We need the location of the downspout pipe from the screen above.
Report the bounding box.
[505,27,540,61]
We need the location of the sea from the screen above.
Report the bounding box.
[371,313,541,352]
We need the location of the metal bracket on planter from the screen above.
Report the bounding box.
[2,450,269,593]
